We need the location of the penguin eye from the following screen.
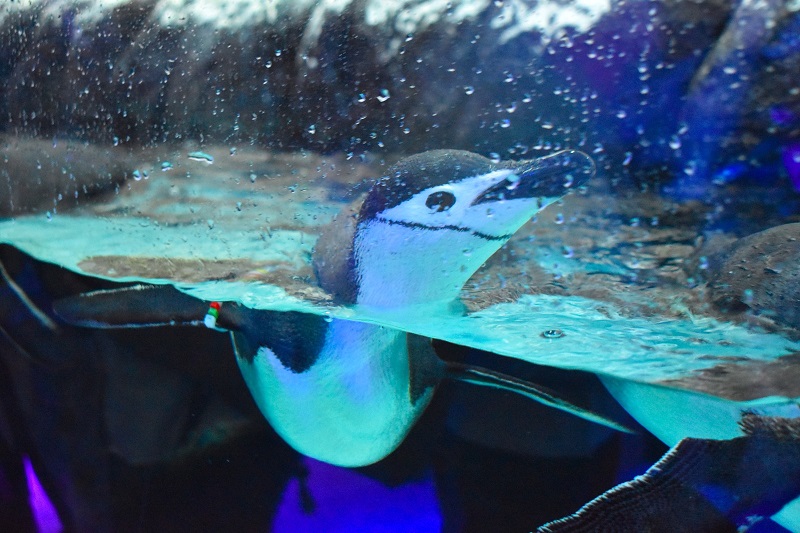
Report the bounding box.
[425,191,456,212]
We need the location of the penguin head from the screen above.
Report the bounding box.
[351,149,594,307]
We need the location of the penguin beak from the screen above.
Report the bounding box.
[471,150,594,206]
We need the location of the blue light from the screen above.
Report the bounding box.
[273,457,442,532]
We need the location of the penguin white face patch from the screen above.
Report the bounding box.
[375,169,558,240]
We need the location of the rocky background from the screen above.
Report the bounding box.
[1,0,799,196]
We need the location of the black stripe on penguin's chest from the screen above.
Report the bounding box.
[232,310,329,373]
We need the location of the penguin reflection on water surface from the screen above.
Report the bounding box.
[54,149,630,467]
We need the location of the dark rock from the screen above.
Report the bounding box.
[0,136,135,216]
[708,222,800,329]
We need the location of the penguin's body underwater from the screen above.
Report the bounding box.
[54,149,630,467]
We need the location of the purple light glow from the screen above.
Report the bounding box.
[23,457,61,533]
[783,143,800,191]
[273,457,442,532]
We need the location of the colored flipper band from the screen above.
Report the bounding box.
[204,301,222,329]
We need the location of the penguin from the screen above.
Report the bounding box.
[53,149,631,467]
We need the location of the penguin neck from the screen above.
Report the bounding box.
[351,220,505,308]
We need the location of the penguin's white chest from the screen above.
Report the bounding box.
[353,222,498,307]
[236,319,432,467]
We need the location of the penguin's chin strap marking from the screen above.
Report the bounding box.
[375,217,513,242]
[444,362,634,434]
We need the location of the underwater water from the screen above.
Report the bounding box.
[1,0,800,531]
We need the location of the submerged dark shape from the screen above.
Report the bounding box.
[539,413,800,532]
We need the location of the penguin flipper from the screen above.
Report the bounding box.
[53,284,214,328]
[445,362,633,434]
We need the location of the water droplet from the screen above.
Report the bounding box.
[616,110,627,119]
[161,161,173,171]
[669,135,681,150]
[742,288,754,305]
[230,147,237,156]
[563,174,574,188]
[541,329,564,339]
[505,174,521,190]
[308,124,316,134]
[629,217,640,227]
[249,173,257,183]
[555,213,565,224]
[506,102,517,113]
[376,89,391,102]
[188,151,214,164]
[207,219,215,229]
[464,85,475,95]
[562,246,574,258]
[622,152,633,166]
[501,119,511,128]
[699,256,709,270]
[357,93,366,103]
[132,169,142,181]
[46,211,52,221]
[489,152,501,163]
[236,201,242,211]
